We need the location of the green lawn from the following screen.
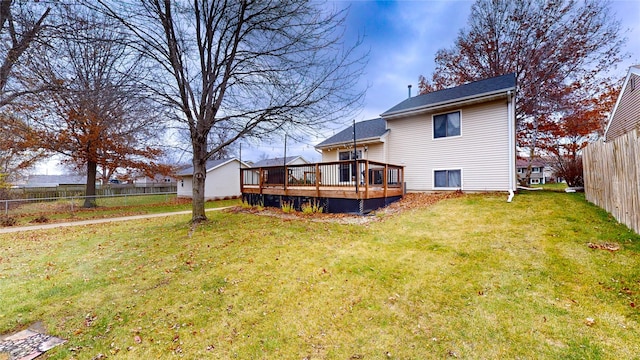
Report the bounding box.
[1,191,639,359]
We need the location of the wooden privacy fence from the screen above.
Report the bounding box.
[583,129,640,234]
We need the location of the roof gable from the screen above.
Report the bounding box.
[316,118,387,148]
[381,73,516,118]
[604,65,640,141]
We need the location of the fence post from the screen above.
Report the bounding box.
[4,200,7,216]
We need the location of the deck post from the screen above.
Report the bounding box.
[364,161,369,199]
[383,164,388,198]
[284,165,288,195]
[259,168,264,194]
[315,163,320,198]
[240,169,244,194]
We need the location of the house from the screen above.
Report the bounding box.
[604,65,640,141]
[516,158,553,185]
[177,158,249,200]
[316,73,517,193]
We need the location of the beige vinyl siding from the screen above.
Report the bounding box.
[607,73,640,141]
[386,100,511,191]
[320,143,385,162]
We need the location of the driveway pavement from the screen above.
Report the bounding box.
[0,207,232,234]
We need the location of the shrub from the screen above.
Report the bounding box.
[552,155,584,187]
[301,200,323,215]
[281,201,295,213]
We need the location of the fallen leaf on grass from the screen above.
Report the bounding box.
[587,242,620,251]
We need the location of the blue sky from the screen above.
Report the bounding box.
[253,0,640,163]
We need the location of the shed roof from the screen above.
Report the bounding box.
[381,73,516,118]
[315,118,387,149]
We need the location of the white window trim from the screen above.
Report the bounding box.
[530,178,540,185]
[337,149,363,161]
[432,109,462,140]
[532,167,541,173]
[432,168,463,190]
[337,149,363,185]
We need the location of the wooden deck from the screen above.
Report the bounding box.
[241,160,404,213]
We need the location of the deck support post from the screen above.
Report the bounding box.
[383,164,388,198]
[315,163,320,198]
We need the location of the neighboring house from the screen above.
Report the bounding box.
[177,158,249,200]
[316,73,517,192]
[25,175,87,188]
[252,155,308,167]
[516,158,551,185]
[251,155,309,184]
[133,175,177,185]
[604,65,640,141]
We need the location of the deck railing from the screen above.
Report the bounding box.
[241,160,404,199]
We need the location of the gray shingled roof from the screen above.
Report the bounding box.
[177,158,238,176]
[381,73,516,117]
[26,175,86,186]
[316,118,387,148]
[252,156,306,167]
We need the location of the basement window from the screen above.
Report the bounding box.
[434,169,461,188]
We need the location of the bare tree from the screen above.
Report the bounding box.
[418,0,625,184]
[29,6,169,207]
[91,0,366,222]
[0,0,52,107]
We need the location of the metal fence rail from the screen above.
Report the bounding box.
[9,183,177,200]
[2,191,177,216]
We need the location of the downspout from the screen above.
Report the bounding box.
[507,90,515,203]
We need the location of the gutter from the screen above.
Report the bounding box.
[382,87,515,119]
[315,134,387,150]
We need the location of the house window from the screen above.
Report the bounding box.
[530,178,540,185]
[632,77,636,91]
[517,168,524,174]
[433,111,461,138]
[434,169,461,188]
[532,167,541,173]
[339,150,362,182]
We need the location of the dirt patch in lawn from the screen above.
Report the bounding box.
[227,192,463,224]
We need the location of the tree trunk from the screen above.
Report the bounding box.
[191,141,208,223]
[84,159,98,208]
